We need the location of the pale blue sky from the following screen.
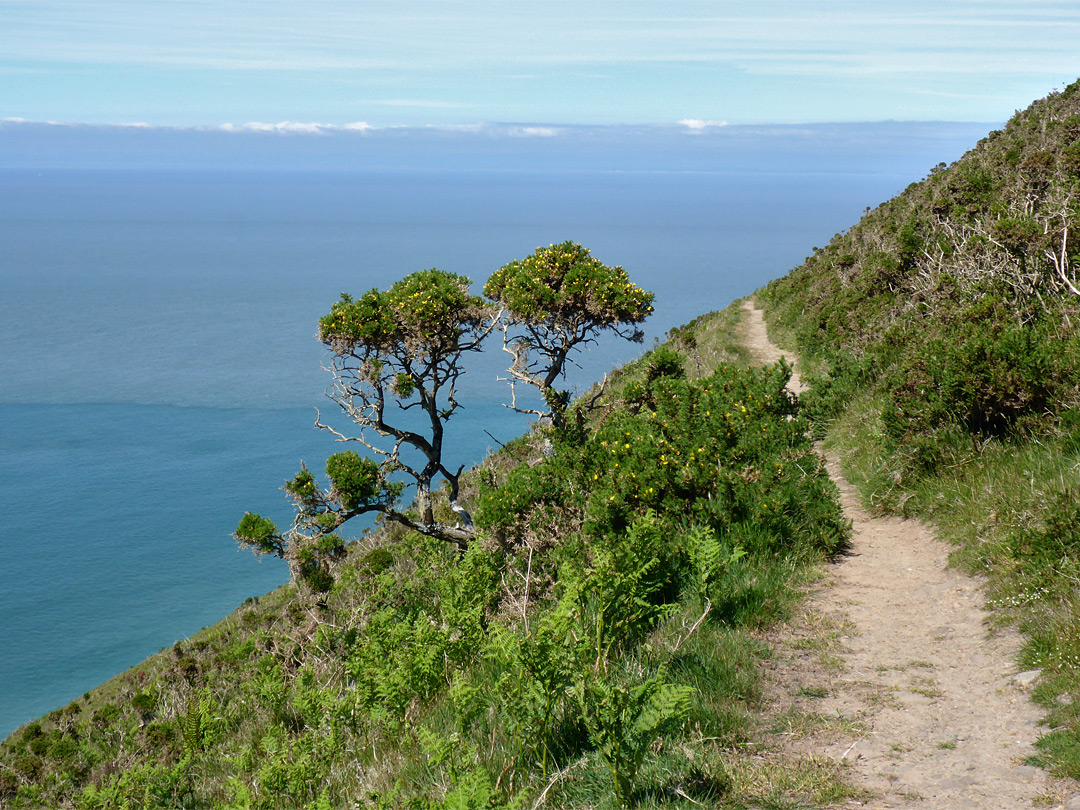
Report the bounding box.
[2,0,1079,127]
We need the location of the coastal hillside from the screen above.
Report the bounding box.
[6,79,1080,808]
[760,80,1080,778]
[762,79,1080,443]
[0,303,855,808]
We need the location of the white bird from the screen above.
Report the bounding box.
[449,500,473,530]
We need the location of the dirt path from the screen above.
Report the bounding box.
[740,300,1078,809]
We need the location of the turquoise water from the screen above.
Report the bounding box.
[0,163,921,737]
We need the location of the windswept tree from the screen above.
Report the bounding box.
[484,241,655,427]
[236,269,497,589]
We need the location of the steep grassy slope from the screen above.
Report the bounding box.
[760,80,1080,778]
[0,308,855,810]
[763,81,1080,445]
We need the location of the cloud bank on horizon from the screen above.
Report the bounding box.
[0,117,711,137]
[1,1,1078,127]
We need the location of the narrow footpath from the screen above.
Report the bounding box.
[741,300,1078,809]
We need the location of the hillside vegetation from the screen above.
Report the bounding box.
[760,80,1080,777]
[0,305,855,809]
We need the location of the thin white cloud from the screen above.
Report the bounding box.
[219,121,334,134]
[4,3,1079,79]
[1,117,176,129]
[218,120,376,133]
[1,118,484,134]
[418,123,488,133]
[507,126,561,137]
[678,119,728,132]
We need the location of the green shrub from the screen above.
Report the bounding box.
[883,319,1072,442]
[47,736,79,767]
[131,691,157,716]
[12,753,42,782]
[1005,489,1080,588]
[357,547,395,577]
[800,349,877,431]
[0,767,17,799]
[477,361,845,563]
[143,721,178,750]
[20,723,42,743]
[27,733,51,756]
[643,344,685,382]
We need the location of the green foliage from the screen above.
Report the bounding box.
[356,546,395,577]
[319,269,491,356]
[237,446,398,593]
[484,241,653,330]
[131,691,157,716]
[684,524,747,606]
[295,541,341,593]
[643,344,685,383]
[564,511,677,664]
[485,241,655,426]
[234,513,283,556]
[253,734,327,809]
[484,620,574,776]
[551,511,695,804]
[798,348,878,435]
[349,608,452,717]
[342,543,498,720]
[324,451,383,511]
[1060,406,1080,453]
[478,361,846,566]
[882,317,1072,441]
[573,666,694,807]
[284,467,319,508]
[182,697,210,757]
[1005,489,1080,587]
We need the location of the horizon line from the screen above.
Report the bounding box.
[0,117,998,136]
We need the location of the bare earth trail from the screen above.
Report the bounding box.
[740,300,1079,809]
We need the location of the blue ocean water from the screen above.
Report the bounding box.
[0,163,917,738]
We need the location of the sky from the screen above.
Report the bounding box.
[2,0,1080,129]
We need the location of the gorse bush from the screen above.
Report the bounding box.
[479,361,845,562]
[485,241,655,428]
[881,316,1072,442]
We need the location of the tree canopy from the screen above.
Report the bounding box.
[237,248,655,590]
[485,241,655,425]
[236,269,497,589]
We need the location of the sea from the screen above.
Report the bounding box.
[0,122,990,738]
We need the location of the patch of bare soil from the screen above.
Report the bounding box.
[740,300,1079,809]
